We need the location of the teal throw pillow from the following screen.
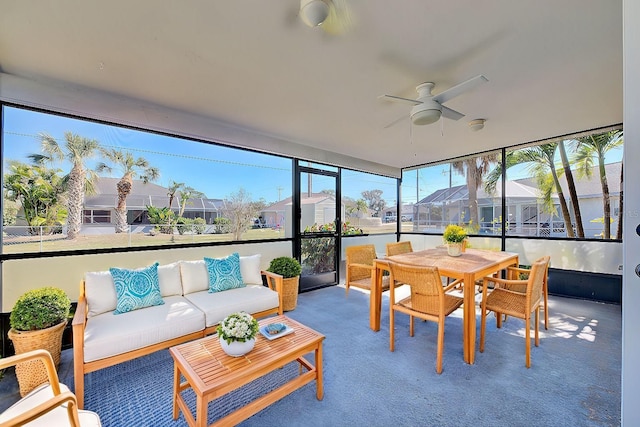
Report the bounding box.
[205,253,245,293]
[110,262,164,314]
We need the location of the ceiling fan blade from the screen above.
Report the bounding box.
[383,114,409,129]
[378,94,421,105]
[441,105,465,121]
[433,75,488,104]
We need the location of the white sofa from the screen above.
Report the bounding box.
[72,254,284,409]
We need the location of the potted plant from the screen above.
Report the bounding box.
[8,286,71,396]
[443,224,467,257]
[267,256,302,311]
[217,312,259,357]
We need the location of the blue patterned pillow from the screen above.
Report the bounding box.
[204,253,245,293]
[110,262,164,314]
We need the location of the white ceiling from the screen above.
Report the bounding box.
[0,1,622,170]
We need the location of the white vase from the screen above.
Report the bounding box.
[219,336,256,357]
[447,242,462,257]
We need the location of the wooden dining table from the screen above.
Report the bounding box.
[371,247,519,364]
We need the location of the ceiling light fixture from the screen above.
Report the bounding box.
[300,0,330,28]
[410,101,442,126]
[468,119,485,131]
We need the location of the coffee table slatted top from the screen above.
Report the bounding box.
[171,315,324,396]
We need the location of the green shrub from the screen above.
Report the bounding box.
[10,287,71,331]
[176,217,193,235]
[267,257,302,278]
[193,217,206,234]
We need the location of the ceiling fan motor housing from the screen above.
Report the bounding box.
[411,99,442,125]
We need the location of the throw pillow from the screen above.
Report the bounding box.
[110,262,164,314]
[204,253,245,293]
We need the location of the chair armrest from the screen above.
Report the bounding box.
[0,350,62,395]
[482,275,528,290]
[506,266,531,279]
[261,270,284,315]
[1,391,82,427]
[348,263,374,271]
[443,278,464,293]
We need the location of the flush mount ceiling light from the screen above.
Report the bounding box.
[468,119,486,131]
[300,0,330,28]
[410,101,442,125]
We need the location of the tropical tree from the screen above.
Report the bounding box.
[361,190,386,217]
[557,140,585,238]
[573,130,623,239]
[485,145,575,238]
[97,149,160,233]
[3,161,67,235]
[616,163,623,240]
[223,188,262,241]
[177,185,205,218]
[451,154,499,228]
[29,132,102,239]
[167,180,184,209]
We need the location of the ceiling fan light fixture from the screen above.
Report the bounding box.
[411,102,442,125]
[468,119,485,131]
[300,0,330,28]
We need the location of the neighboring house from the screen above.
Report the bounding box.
[381,204,414,223]
[414,161,622,238]
[260,193,345,238]
[82,178,225,230]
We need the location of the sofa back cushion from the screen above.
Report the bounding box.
[179,260,209,295]
[158,262,183,297]
[110,262,164,314]
[240,254,263,285]
[85,271,118,318]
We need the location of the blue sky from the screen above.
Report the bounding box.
[2,106,621,206]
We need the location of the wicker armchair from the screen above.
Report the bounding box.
[0,349,101,426]
[387,261,463,374]
[505,256,551,329]
[385,241,413,257]
[345,244,391,296]
[479,257,548,368]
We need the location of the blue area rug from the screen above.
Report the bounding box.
[55,285,620,426]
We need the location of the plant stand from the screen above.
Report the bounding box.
[8,320,67,396]
[282,276,300,311]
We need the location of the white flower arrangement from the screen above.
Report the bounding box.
[217,312,259,344]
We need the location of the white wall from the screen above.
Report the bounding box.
[622,1,639,424]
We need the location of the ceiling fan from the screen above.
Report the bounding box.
[380,75,488,127]
[299,0,351,35]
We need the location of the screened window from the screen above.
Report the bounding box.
[2,106,292,253]
[341,169,398,235]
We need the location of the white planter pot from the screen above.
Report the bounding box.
[219,336,256,357]
[447,243,463,257]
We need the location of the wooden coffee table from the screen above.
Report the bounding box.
[170,315,325,427]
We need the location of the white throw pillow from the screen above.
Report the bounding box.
[84,270,117,317]
[158,262,183,297]
[240,254,263,285]
[179,260,209,295]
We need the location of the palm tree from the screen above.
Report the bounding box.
[29,132,101,239]
[485,145,575,238]
[451,154,499,229]
[558,140,585,238]
[573,130,623,239]
[167,180,184,210]
[97,149,160,233]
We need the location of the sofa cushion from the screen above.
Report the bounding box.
[179,260,209,295]
[205,253,245,293]
[185,285,279,328]
[85,270,118,318]
[83,296,204,362]
[158,261,183,297]
[0,382,102,426]
[110,263,164,314]
[240,254,262,285]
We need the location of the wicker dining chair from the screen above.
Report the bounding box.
[387,261,463,374]
[479,257,548,368]
[345,244,390,296]
[385,241,413,257]
[504,256,552,329]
